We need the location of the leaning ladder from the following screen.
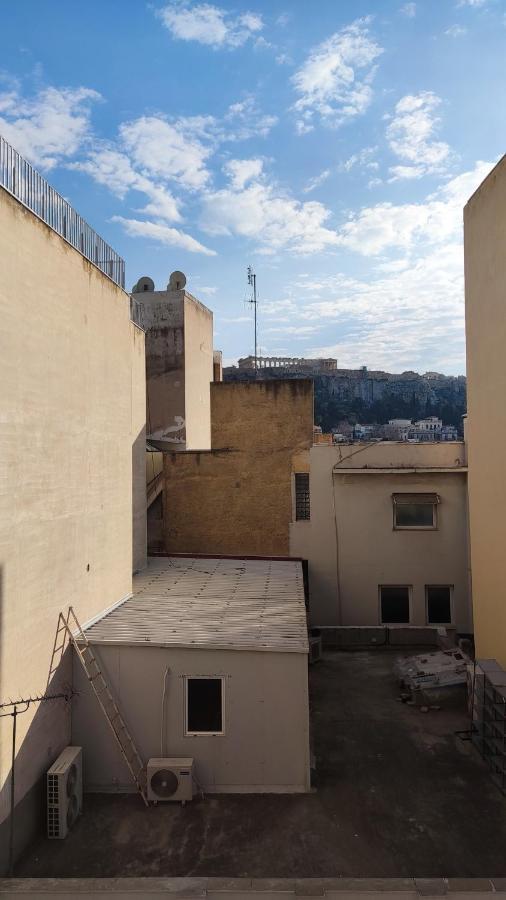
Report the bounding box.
[51,606,148,806]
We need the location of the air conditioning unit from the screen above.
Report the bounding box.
[47,746,83,839]
[147,758,194,804]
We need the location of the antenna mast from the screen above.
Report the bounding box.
[247,265,258,372]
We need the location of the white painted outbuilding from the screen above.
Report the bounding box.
[72,556,310,794]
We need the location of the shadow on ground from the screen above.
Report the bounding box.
[16,651,506,878]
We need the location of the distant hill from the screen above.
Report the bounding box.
[223,366,467,434]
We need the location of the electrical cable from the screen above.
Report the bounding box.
[160,666,171,757]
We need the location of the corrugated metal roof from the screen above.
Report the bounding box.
[83,557,308,654]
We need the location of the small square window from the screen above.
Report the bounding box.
[380,586,411,624]
[185,677,224,735]
[426,585,452,624]
[393,493,438,529]
[295,473,310,520]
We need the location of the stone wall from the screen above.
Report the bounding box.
[162,380,313,557]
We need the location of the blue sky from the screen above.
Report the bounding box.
[1,0,505,373]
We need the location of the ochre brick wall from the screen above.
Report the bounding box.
[163,380,313,556]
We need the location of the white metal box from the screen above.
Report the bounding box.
[147,757,194,803]
[47,745,83,838]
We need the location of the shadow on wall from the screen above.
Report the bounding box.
[132,425,147,573]
[0,594,73,876]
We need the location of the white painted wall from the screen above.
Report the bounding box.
[0,186,145,866]
[72,644,310,793]
[290,443,470,629]
[465,156,506,667]
[133,286,213,450]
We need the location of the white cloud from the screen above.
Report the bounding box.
[157,2,263,48]
[336,161,493,256]
[264,324,321,336]
[200,159,340,254]
[0,85,100,169]
[400,3,416,16]
[338,146,379,173]
[262,244,468,372]
[119,116,212,190]
[69,98,276,254]
[198,285,217,295]
[291,18,383,130]
[457,0,486,6]
[445,24,467,36]
[386,91,452,180]
[224,97,278,140]
[295,120,314,135]
[112,216,216,255]
[223,158,263,189]
[303,169,331,193]
[70,148,182,221]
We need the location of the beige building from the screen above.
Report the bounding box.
[465,155,506,667]
[72,557,310,794]
[290,442,470,631]
[0,149,146,869]
[132,272,213,451]
[163,380,314,557]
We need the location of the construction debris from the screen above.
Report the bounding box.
[395,648,469,692]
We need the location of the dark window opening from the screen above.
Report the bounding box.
[427,585,452,624]
[186,677,223,733]
[393,493,438,529]
[380,586,410,624]
[295,473,310,520]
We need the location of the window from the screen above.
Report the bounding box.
[426,585,452,624]
[392,493,439,529]
[185,677,224,735]
[295,473,310,520]
[380,586,411,624]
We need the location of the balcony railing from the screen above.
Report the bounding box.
[0,134,125,289]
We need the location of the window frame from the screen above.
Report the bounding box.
[294,472,310,521]
[379,584,412,625]
[392,493,439,531]
[184,675,226,737]
[425,584,453,625]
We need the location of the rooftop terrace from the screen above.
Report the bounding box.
[0,134,125,288]
[17,650,506,879]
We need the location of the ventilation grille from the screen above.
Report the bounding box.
[47,774,60,838]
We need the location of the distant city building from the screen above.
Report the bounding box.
[385,419,412,441]
[409,417,458,442]
[354,424,377,439]
[338,418,460,443]
[238,355,337,372]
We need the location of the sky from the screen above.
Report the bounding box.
[1,1,505,374]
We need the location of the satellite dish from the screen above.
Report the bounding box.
[168,271,186,291]
[132,276,154,293]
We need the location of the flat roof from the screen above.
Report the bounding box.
[83,556,308,654]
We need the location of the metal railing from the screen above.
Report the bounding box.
[0,134,125,289]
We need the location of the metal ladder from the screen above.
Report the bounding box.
[50,606,148,806]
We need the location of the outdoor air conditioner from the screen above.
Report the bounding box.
[47,746,83,839]
[147,758,194,804]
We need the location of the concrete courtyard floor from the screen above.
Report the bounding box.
[17,650,506,879]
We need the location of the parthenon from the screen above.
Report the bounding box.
[238,355,337,372]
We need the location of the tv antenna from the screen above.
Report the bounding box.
[247,265,258,372]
